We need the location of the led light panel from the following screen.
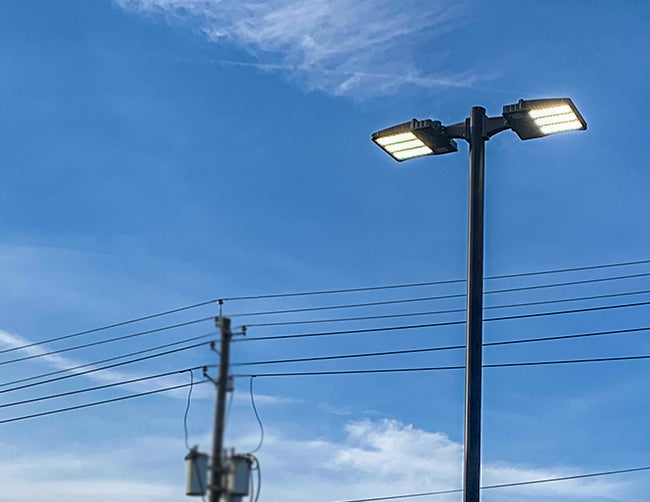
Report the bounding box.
[371,118,457,161]
[528,105,572,119]
[528,104,582,135]
[382,139,423,153]
[503,98,586,140]
[376,131,431,159]
[375,132,417,146]
[392,146,433,160]
[539,121,583,134]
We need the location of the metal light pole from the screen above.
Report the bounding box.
[371,97,587,502]
[463,106,486,502]
[447,106,509,502]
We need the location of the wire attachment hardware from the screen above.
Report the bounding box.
[202,366,217,385]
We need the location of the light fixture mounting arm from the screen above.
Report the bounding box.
[445,115,510,142]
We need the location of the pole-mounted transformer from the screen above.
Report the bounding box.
[185,447,209,497]
[185,449,252,500]
[226,454,252,498]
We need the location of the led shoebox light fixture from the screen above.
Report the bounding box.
[503,98,587,140]
[372,119,458,161]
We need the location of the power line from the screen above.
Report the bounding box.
[4,260,646,355]
[230,294,464,318]
[0,332,216,389]
[222,259,650,301]
[230,272,650,319]
[235,300,650,342]
[242,289,650,327]
[0,340,212,395]
[236,320,464,342]
[231,326,650,367]
[0,317,213,367]
[335,465,650,502]
[0,365,208,410]
[0,307,218,356]
[0,380,210,425]
[233,354,650,378]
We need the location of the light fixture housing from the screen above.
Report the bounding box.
[372,119,458,162]
[503,98,587,140]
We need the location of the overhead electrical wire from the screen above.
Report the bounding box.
[0,380,211,425]
[242,289,650,327]
[0,317,214,367]
[0,310,217,356]
[0,365,207,410]
[230,272,650,319]
[237,320,465,342]
[233,353,650,378]
[5,327,648,412]
[0,341,213,395]
[221,259,650,302]
[231,326,650,367]
[4,289,646,369]
[0,332,217,389]
[0,284,644,375]
[334,465,650,502]
[1,259,646,355]
[234,300,650,342]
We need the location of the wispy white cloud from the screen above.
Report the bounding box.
[0,327,207,398]
[0,327,297,405]
[115,0,477,96]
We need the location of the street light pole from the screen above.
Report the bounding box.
[464,106,487,502]
[371,97,586,502]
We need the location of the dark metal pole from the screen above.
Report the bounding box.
[209,316,232,502]
[463,106,486,502]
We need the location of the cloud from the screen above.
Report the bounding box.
[0,441,180,502]
[0,327,209,399]
[0,419,641,502]
[115,0,477,96]
[244,418,631,502]
[0,327,298,407]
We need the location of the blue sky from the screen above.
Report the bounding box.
[0,0,649,500]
